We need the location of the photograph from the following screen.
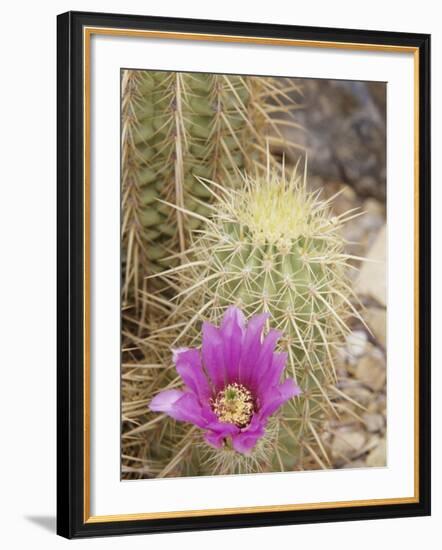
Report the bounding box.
[0,2,436,547]
[120,69,387,479]
[55,11,430,537]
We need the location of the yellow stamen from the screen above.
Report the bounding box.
[212,383,254,428]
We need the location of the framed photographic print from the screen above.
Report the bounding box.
[57,10,431,538]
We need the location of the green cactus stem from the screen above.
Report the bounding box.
[121,70,301,314]
[121,159,366,477]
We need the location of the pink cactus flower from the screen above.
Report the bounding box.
[150,306,301,454]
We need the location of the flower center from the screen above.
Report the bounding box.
[212,383,254,428]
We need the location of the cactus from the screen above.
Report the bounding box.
[121,159,366,478]
[121,70,301,313]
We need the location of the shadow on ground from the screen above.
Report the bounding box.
[25,515,56,533]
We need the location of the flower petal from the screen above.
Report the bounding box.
[220,306,245,383]
[173,348,211,401]
[256,351,288,396]
[204,420,240,449]
[204,431,225,449]
[251,329,282,387]
[259,378,301,419]
[231,415,266,454]
[206,420,239,436]
[238,312,269,386]
[202,321,226,390]
[221,305,246,334]
[150,390,210,428]
[150,389,184,413]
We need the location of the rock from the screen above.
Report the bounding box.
[363,198,385,219]
[360,199,385,238]
[364,434,382,453]
[367,401,378,413]
[343,459,366,469]
[355,225,386,306]
[366,438,386,467]
[355,354,386,392]
[346,330,368,361]
[376,393,387,413]
[331,183,359,217]
[331,430,366,460]
[281,79,386,201]
[340,382,373,407]
[343,219,365,247]
[362,413,385,433]
[365,307,387,348]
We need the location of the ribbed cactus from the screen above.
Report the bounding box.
[121,160,365,478]
[121,70,301,312]
[167,163,361,364]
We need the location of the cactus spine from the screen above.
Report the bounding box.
[186,165,364,470]
[121,70,301,313]
[121,161,364,477]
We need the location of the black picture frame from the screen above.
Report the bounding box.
[57,10,431,539]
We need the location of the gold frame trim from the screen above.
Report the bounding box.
[83,26,420,524]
